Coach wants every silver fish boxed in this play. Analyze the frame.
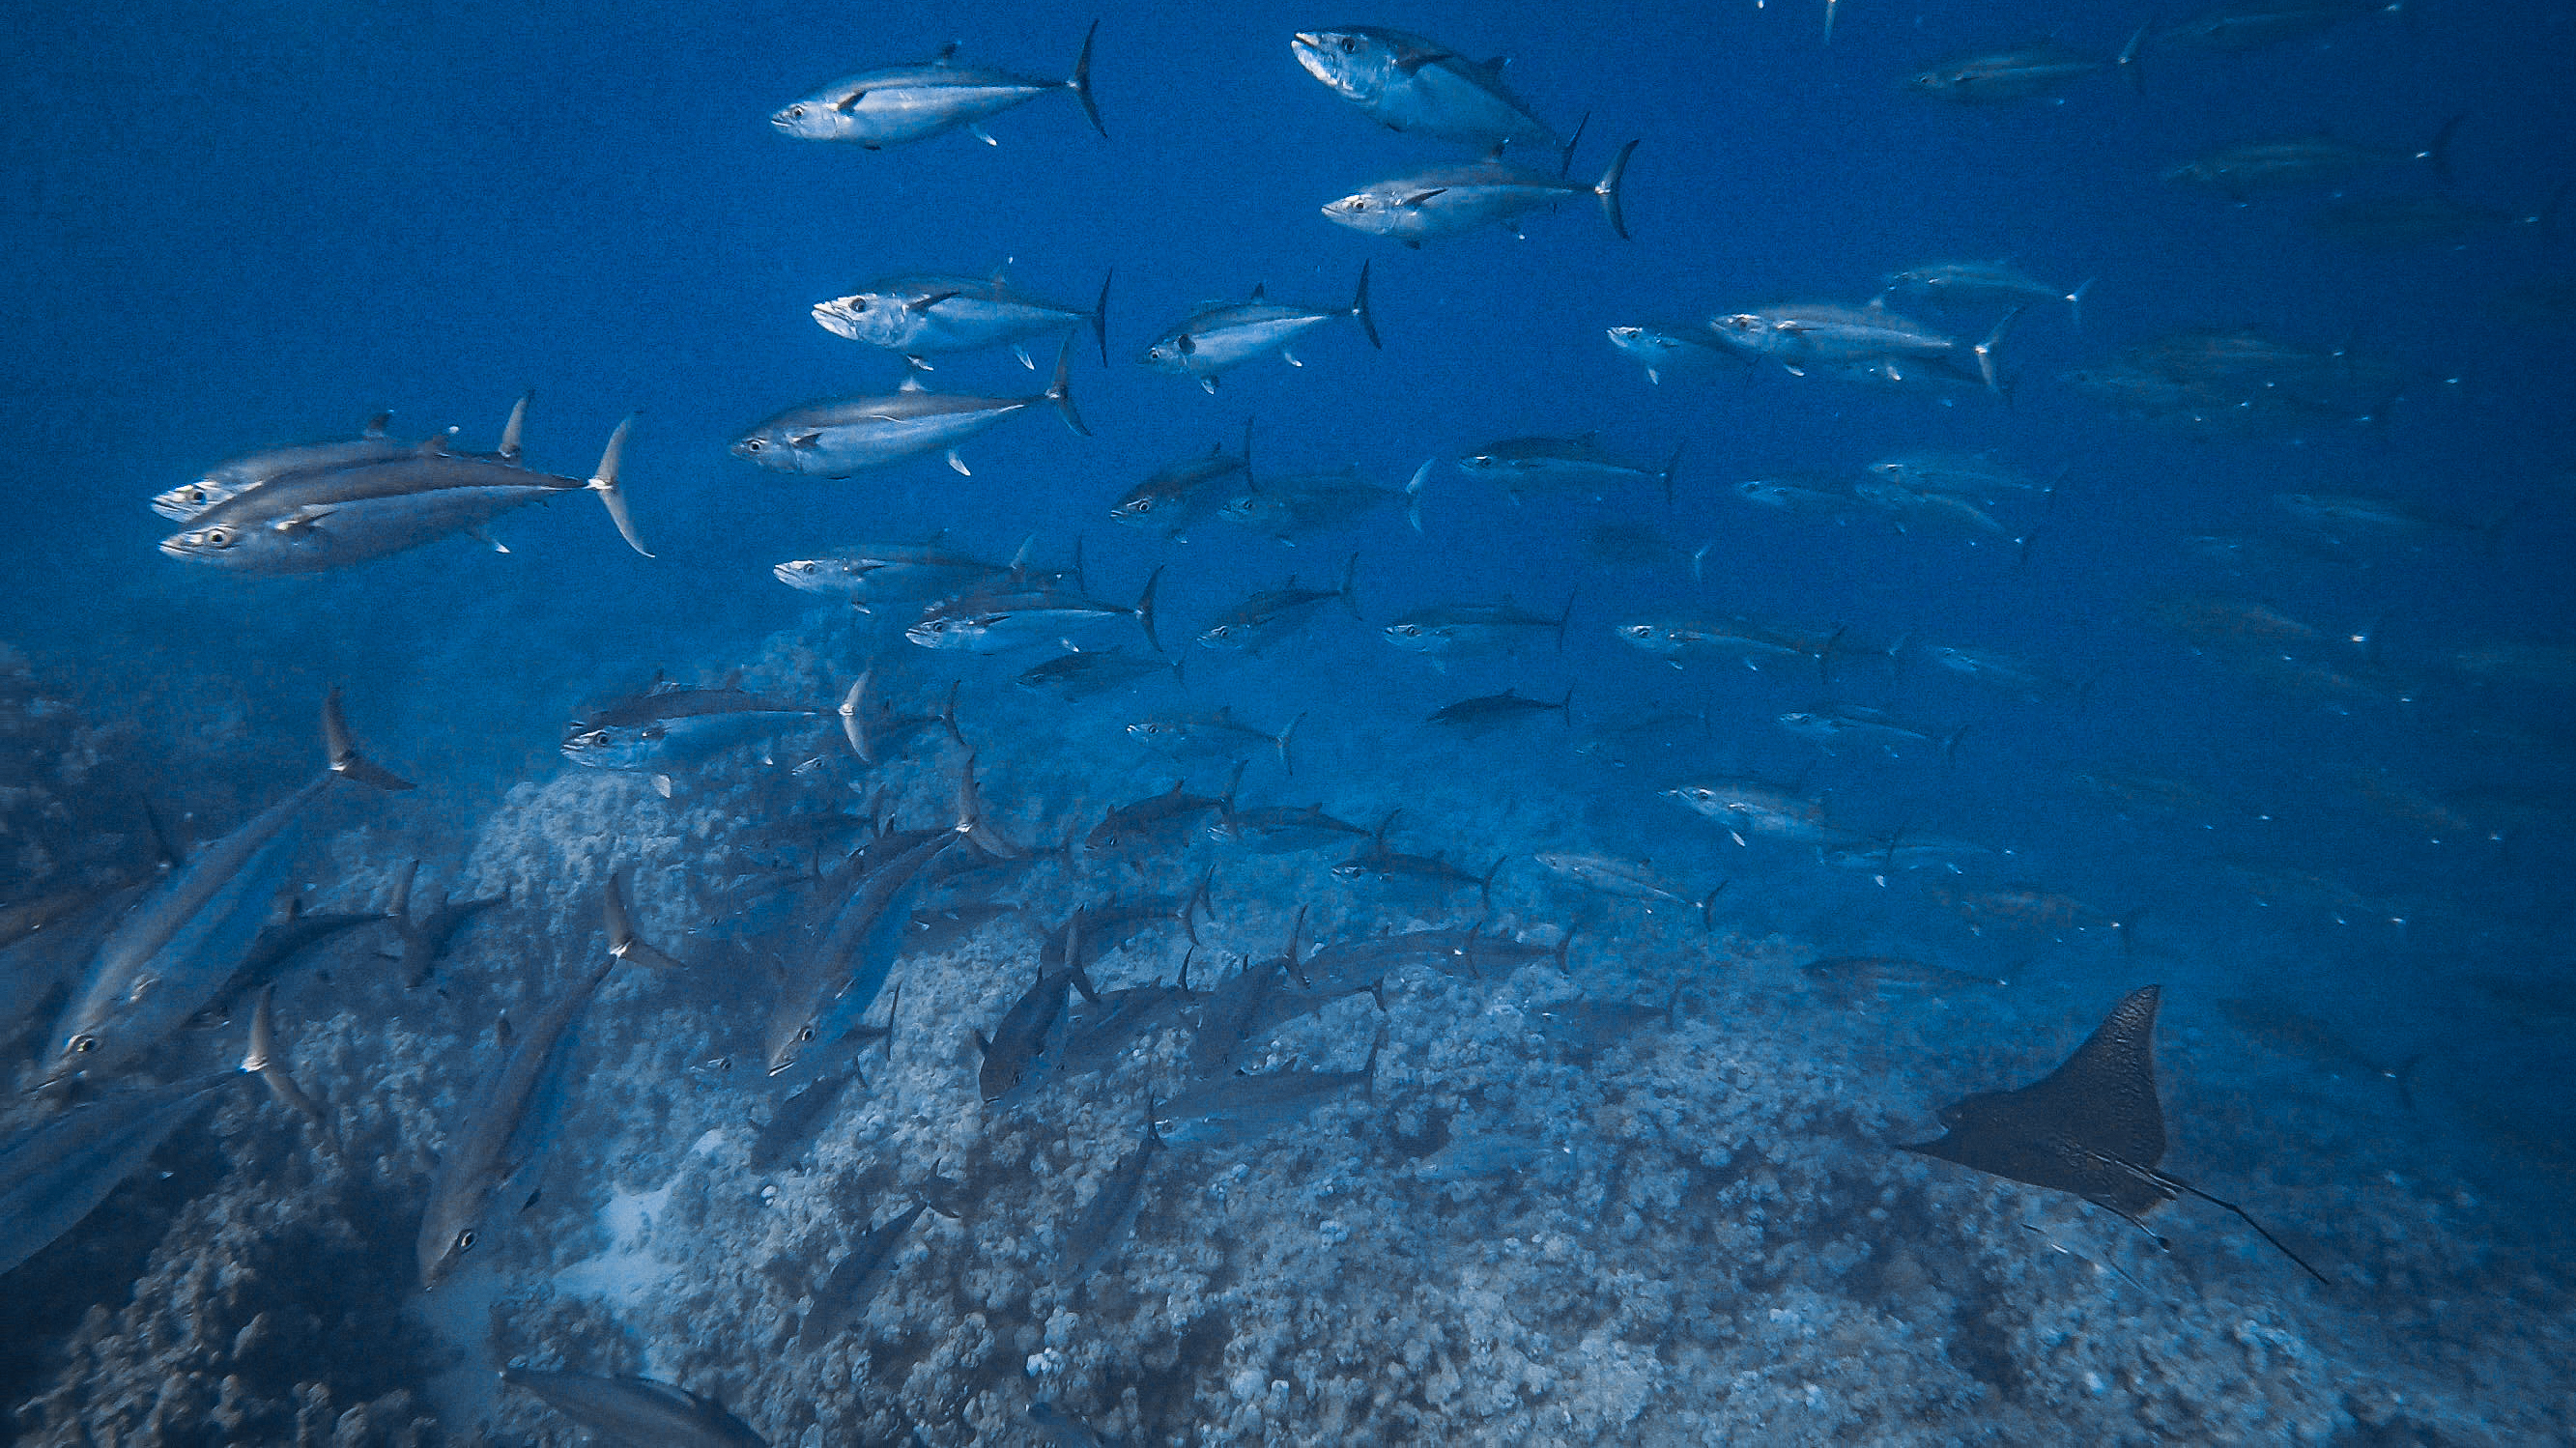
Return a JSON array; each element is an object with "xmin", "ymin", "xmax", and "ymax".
[
  {"xmin": 762, "ymin": 818, "xmax": 959, "ymax": 1077},
  {"xmin": 160, "ymin": 416, "xmax": 648, "ymax": 569},
  {"xmin": 1194, "ymin": 554, "xmax": 1361, "ymax": 653},
  {"xmin": 1111, "ymin": 420, "xmax": 1249, "ymax": 538},
  {"xmin": 906, "ymin": 567, "xmax": 1160, "ymax": 653},
  {"xmin": 151, "ymin": 409, "xmax": 405, "ymax": 521},
  {"xmin": 1127, "ymin": 707, "xmax": 1302, "ymax": 773},
  {"xmin": 1383, "ymin": 594, "xmax": 1573, "ymax": 662},
  {"xmin": 770, "ymin": 23, "xmax": 1102, "ymax": 148},
  {"xmin": 559, "ymin": 679, "xmax": 825, "ymax": 796},
  {"xmin": 813, "ymin": 268, "xmax": 1110, "ymax": 368},
  {"xmin": 1457, "ymin": 432, "xmax": 1679, "ymax": 502},
  {"xmin": 500, "ymin": 1368, "xmax": 768, "ymax": 1448},
  {"xmin": 1901, "ymin": 28, "xmax": 2145, "ymax": 103},
  {"xmin": 45, "ymin": 690, "xmax": 411, "ymax": 1086},
  {"xmin": 1140, "ymin": 264, "xmax": 1380, "ymax": 393},
  {"xmin": 0, "ymin": 1069, "xmax": 235, "ymax": 1279},
  {"xmin": 2164, "ymin": 119, "xmax": 2458, "ymax": 201},
  {"xmin": 1219, "ymin": 464, "xmax": 1418, "ymax": 541},
  {"xmin": 731, "ymin": 343, "xmax": 1086, "ymax": 478},
  {"xmin": 1323, "ymin": 141, "xmax": 1636, "ymax": 245},
  {"xmin": 1291, "ymin": 28, "xmax": 1565, "ymax": 156},
  {"xmin": 1532, "ymin": 851, "xmax": 1721, "ymax": 928},
  {"xmin": 1052, "ymin": 1116, "xmax": 1165, "ymax": 1288},
  {"xmin": 2159, "ymin": 1, "xmax": 2405, "ymax": 53},
  {"xmin": 1711, "ymin": 301, "xmax": 2018, "ymax": 394},
  {"xmin": 797, "ymin": 1200, "xmax": 930, "ymax": 1349},
  {"xmin": 1878, "ymin": 263, "xmax": 2093, "ymax": 328},
  {"xmin": 1661, "ymin": 778, "xmax": 1851, "ymax": 847},
  {"xmin": 1154, "ymin": 1048, "xmax": 1375, "ymax": 1150},
  {"xmin": 1607, "ymin": 324, "xmax": 1740, "ymax": 385}
]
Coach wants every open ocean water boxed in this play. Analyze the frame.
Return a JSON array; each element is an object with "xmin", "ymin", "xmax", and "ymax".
[{"xmin": 3, "ymin": 0, "xmax": 2573, "ymax": 1442}]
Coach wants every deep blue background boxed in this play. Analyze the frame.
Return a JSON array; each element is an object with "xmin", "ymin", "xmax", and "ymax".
[{"xmin": 4, "ymin": 0, "xmax": 2571, "ymax": 1209}]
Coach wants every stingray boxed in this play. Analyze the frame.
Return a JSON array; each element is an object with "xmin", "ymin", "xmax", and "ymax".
[{"xmin": 1903, "ymin": 984, "xmax": 2329, "ymax": 1284}]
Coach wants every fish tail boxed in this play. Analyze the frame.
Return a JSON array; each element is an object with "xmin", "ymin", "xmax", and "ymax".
[
  {"xmin": 2116, "ymin": 17, "xmax": 2151, "ymax": 93},
  {"xmin": 1557, "ymin": 684, "xmax": 1573, "ymax": 725},
  {"xmin": 583, "ymin": 413, "xmax": 654, "ymax": 558},
  {"xmin": 1134, "ymin": 564, "xmax": 1164, "ymax": 653},
  {"xmin": 497, "ymin": 389, "xmax": 531, "ymax": 464},
  {"xmin": 386, "ymin": 858, "xmax": 419, "ymax": 925},
  {"xmin": 604, "ymin": 868, "xmax": 689, "ymax": 971},
  {"xmin": 2423, "ymin": 113, "xmax": 2463, "ymax": 188},
  {"xmin": 1068, "ymin": 18, "xmax": 1105, "ymax": 137},
  {"xmin": 1191, "ymin": 869, "xmax": 1220, "ymax": 946},
  {"xmin": 1088, "ymin": 267, "xmax": 1113, "ymax": 367},
  {"xmin": 1554, "ymin": 588, "xmax": 1576, "ymax": 651},
  {"xmin": 1404, "ymin": 459, "xmax": 1433, "ymax": 533},
  {"xmin": 1336, "ymin": 550, "xmax": 1362, "ymax": 620},
  {"xmin": 1657, "ymin": 436, "xmax": 1682, "ymax": 503},
  {"xmin": 2066, "ymin": 277, "xmax": 2095, "ymax": 332},
  {"xmin": 1274, "ymin": 713, "xmax": 1302, "ymax": 777},
  {"xmin": 245, "ymin": 984, "xmax": 339, "ymax": 1158},
  {"xmin": 1351, "ymin": 260, "xmax": 1382, "ymax": 349},
  {"xmin": 1597, "ymin": 139, "xmax": 1639, "ymax": 241},
  {"xmin": 1698, "ymin": 881, "xmax": 1727, "ymax": 933},
  {"xmin": 323, "ymin": 686, "xmax": 416, "ymax": 792},
  {"xmin": 1477, "ymin": 854, "xmax": 1504, "ymax": 911},
  {"xmin": 1973, "ymin": 305, "xmax": 2024, "ymax": 395},
  {"xmin": 838, "ymin": 671, "xmax": 875, "ymax": 764},
  {"xmin": 1046, "ymin": 338, "xmax": 1090, "ymax": 436}
]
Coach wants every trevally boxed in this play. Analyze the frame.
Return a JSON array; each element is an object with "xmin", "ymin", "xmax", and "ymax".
[
  {"xmin": 770, "ymin": 23, "xmax": 1103, "ymax": 148},
  {"xmin": 1323, "ymin": 140, "xmax": 1636, "ymax": 245},
  {"xmin": 1139, "ymin": 264, "xmax": 1380, "ymax": 393},
  {"xmin": 813, "ymin": 267, "xmax": 1111, "ymax": 368},
  {"xmin": 1291, "ymin": 28, "xmax": 1565, "ymax": 157},
  {"xmin": 731, "ymin": 342, "xmax": 1086, "ymax": 478}
]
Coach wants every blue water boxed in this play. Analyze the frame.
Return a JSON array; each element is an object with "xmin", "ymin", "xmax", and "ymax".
[{"xmin": 4, "ymin": 0, "xmax": 2573, "ymax": 1442}]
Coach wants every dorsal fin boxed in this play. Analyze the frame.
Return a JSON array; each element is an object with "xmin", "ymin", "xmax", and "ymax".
[{"xmin": 1249, "ymin": 282, "xmax": 1267, "ymax": 301}]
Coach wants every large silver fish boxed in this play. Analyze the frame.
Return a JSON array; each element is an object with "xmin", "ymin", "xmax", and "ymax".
[
  {"xmin": 1606, "ymin": 324, "xmax": 1740, "ymax": 385},
  {"xmin": 1291, "ymin": 28, "xmax": 1564, "ymax": 156},
  {"xmin": 1139, "ymin": 264, "xmax": 1379, "ymax": 393},
  {"xmin": 158, "ymin": 414, "xmax": 649, "ymax": 570},
  {"xmin": 2164, "ymin": 119, "xmax": 2457, "ymax": 201},
  {"xmin": 559, "ymin": 679, "xmax": 825, "ymax": 797},
  {"xmin": 1901, "ymin": 27, "xmax": 2145, "ymax": 103},
  {"xmin": 1323, "ymin": 140, "xmax": 1635, "ymax": 245},
  {"xmin": 1111, "ymin": 421, "xmax": 1250, "ymax": 538},
  {"xmin": 417, "ymin": 871, "xmax": 683, "ymax": 1291},
  {"xmin": 1456, "ymin": 433, "xmax": 1679, "ymax": 502},
  {"xmin": 770, "ymin": 23, "xmax": 1102, "ymax": 148},
  {"xmin": 500, "ymin": 1368, "xmax": 768, "ymax": 1448},
  {"xmin": 731, "ymin": 343, "xmax": 1086, "ymax": 478},
  {"xmin": 906, "ymin": 567, "xmax": 1159, "ymax": 653},
  {"xmin": 0, "ymin": 1070, "xmax": 235, "ymax": 1279},
  {"xmin": 760, "ymin": 827, "xmax": 957, "ymax": 1078},
  {"xmin": 814, "ymin": 268, "xmax": 1111, "ymax": 368},
  {"xmin": 44, "ymin": 690, "xmax": 411, "ymax": 1087},
  {"xmin": 150, "ymin": 410, "xmax": 406, "ymax": 522},
  {"xmin": 1711, "ymin": 301, "xmax": 2018, "ymax": 394}
]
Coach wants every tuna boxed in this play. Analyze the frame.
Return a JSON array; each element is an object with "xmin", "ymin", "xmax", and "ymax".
[{"xmin": 770, "ymin": 22, "xmax": 1102, "ymax": 148}]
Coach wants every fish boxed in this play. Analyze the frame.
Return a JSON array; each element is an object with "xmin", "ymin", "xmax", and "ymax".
[
  {"xmin": 797, "ymin": 1200, "xmax": 930, "ymax": 1349},
  {"xmin": 1219, "ymin": 464, "xmax": 1419, "ymax": 542},
  {"xmin": 45, "ymin": 689, "xmax": 412, "ymax": 1087},
  {"xmin": 2164, "ymin": 119, "xmax": 2459, "ymax": 201},
  {"xmin": 1606, "ymin": 323, "xmax": 1742, "ymax": 385},
  {"xmin": 160, "ymin": 414, "xmax": 651, "ymax": 569},
  {"xmin": 1614, "ymin": 614, "xmax": 1848, "ymax": 677},
  {"xmin": 1059, "ymin": 963, "xmax": 1206, "ymax": 1077},
  {"xmin": 1933, "ymin": 884, "xmax": 2135, "ymax": 943},
  {"xmin": 560, "ymin": 679, "xmax": 825, "ymax": 797},
  {"xmin": 1298, "ymin": 923, "xmax": 1564, "ymax": 991},
  {"xmin": 1817, "ymin": 833, "xmax": 2003, "ymax": 877},
  {"xmin": 974, "ymin": 959, "xmax": 1100, "ymax": 1108},
  {"xmin": 1186, "ymin": 923, "xmax": 1296, "ymax": 1080},
  {"xmin": 813, "ymin": 267, "xmax": 1112, "ymax": 368},
  {"xmin": 1426, "ymin": 686, "xmax": 1572, "ymax": 733},
  {"xmin": 190, "ymin": 891, "xmax": 389, "ymax": 1027},
  {"xmin": 2305, "ymin": 192, "xmax": 2551, "ymax": 250},
  {"xmin": 1053, "ymin": 1116, "xmax": 1166, "ymax": 1289},
  {"xmin": 906, "ymin": 567, "xmax": 1160, "ymax": 654},
  {"xmin": 1016, "ymin": 645, "xmax": 1180, "ymax": 701},
  {"xmin": 2216, "ymin": 998, "xmax": 2420, "ymax": 1105},
  {"xmin": 1028, "ymin": 1401, "xmax": 1119, "ymax": 1448},
  {"xmin": 1852, "ymin": 476, "xmax": 2019, "ymax": 544},
  {"xmin": 730, "ymin": 341, "xmax": 1087, "ymax": 478},
  {"xmin": 1127, "ymin": 707, "xmax": 1302, "ymax": 773},
  {"xmin": 1205, "ymin": 800, "xmax": 1373, "ymax": 854},
  {"xmin": 1, "ymin": 885, "xmax": 144, "ymax": 1044},
  {"xmin": 1878, "ymin": 264, "xmax": 2094, "ymax": 328},
  {"xmin": 761, "ymin": 809, "xmax": 963, "ymax": 1078},
  {"xmin": 2062, "ymin": 327, "xmax": 2403, "ymax": 436},
  {"xmin": 1581, "ymin": 521, "xmax": 1709, "ymax": 579},
  {"xmin": 0, "ymin": 1069, "xmax": 235, "ymax": 1280},
  {"xmin": 1383, "ymin": 594, "xmax": 1574, "ymax": 663},
  {"xmin": 1139, "ymin": 264, "xmax": 1381, "ymax": 393},
  {"xmin": 1661, "ymin": 779, "xmax": 1851, "ymax": 847},
  {"xmin": 746, "ymin": 1065, "xmax": 860, "ymax": 1175},
  {"xmin": 1330, "ymin": 810, "xmax": 1503, "ymax": 909},
  {"xmin": 1414, "ymin": 1129, "xmax": 1553, "ymax": 1182},
  {"xmin": 1322, "ymin": 139, "xmax": 1637, "ymax": 245},
  {"xmin": 1799, "ymin": 954, "xmax": 2008, "ymax": 1004},
  {"xmin": 2157, "ymin": 1, "xmax": 2405, "ymax": 53},
  {"xmin": 150, "ymin": 409, "xmax": 409, "ymax": 521},
  {"xmin": 1901, "ymin": 28, "xmax": 2146, "ymax": 103},
  {"xmin": 1082, "ymin": 766, "xmax": 1241, "ymax": 862},
  {"xmin": 417, "ymin": 871, "xmax": 685, "ymax": 1290},
  {"xmin": 1776, "ymin": 705, "xmax": 1961, "ymax": 759},
  {"xmin": 769, "ymin": 22, "xmax": 1102, "ymax": 148},
  {"xmin": 1194, "ymin": 554, "xmax": 1363, "ymax": 653},
  {"xmin": 1532, "ymin": 852, "xmax": 1720, "ymax": 928},
  {"xmin": 1110, "ymin": 421, "xmax": 1250, "ymax": 538},
  {"xmin": 499, "ymin": 1368, "xmax": 768, "ymax": 1448},
  {"xmin": 1155, "ymin": 1044, "xmax": 1377, "ymax": 1150},
  {"xmin": 385, "ymin": 860, "xmax": 506, "ymax": 989},
  {"xmin": 836, "ymin": 672, "xmax": 966, "ymax": 767},
  {"xmin": 1290, "ymin": 27, "xmax": 1566, "ymax": 156},
  {"xmin": 1711, "ymin": 301, "xmax": 2018, "ymax": 395},
  {"xmin": 1042, "ymin": 881, "xmax": 1213, "ymax": 974},
  {"xmin": 1456, "ymin": 434, "xmax": 1680, "ymax": 502},
  {"xmin": 1868, "ymin": 452, "xmax": 2053, "ymax": 504},
  {"xmin": 772, "ymin": 537, "xmax": 1021, "ymax": 607},
  {"xmin": 1733, "ymin": 471, "xmax": 1861, "ymax": 519},
  {"xmin": 908, "ymin": 903, "xmax": 1020, "ymax": 955}
]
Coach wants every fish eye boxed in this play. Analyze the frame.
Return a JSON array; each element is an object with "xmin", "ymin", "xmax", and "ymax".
[
  {"xmin": 207, "ymin": 527, "xmax": 232, "ymax": 545},
  {"xmin": 1337, "ymin": 36, "xmax": 1358, "ymax": 51},
  {"xmin": 797, "ymin": 561, "xmax": 816, "ymax": 574},
  {"xmin": 743, "ymin": 439, "xmax": 764, "ymax": 452},
  {"xmin": 71, "ymin": 1034, "xmax": 96, "ymax": 1054},
  {"xmin": 455, "ymin": 1230, "xmax": 476, "ymax": 1253},
  {"xmin": 798, "ymin": 1025, "xmax": 815, "ymax": 1042},
  {"xmin": 787, "ymin": 104, "xmax": 806, "ymax": 119}
]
